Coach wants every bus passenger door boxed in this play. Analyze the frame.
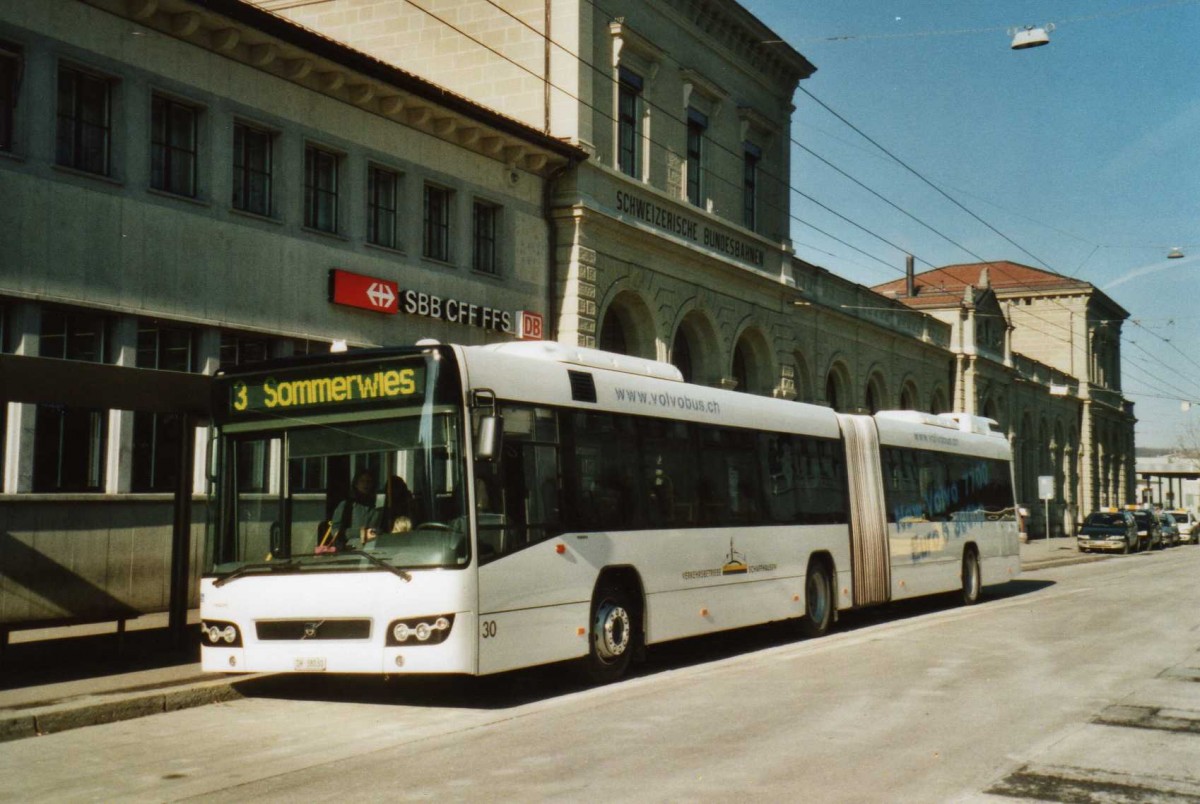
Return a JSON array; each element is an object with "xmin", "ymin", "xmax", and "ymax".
[{"xmin": 837, "ymin": 415, "xmax": 891, "ymax": 606}]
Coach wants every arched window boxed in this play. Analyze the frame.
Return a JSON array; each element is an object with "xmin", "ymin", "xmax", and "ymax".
[
  {"xmin": 825, "ymin": 373, "xmax": 841, "ymax": 412},
  {"xmin": 731, "ymin": 340, "xmax": 749, "ymax": 392},
  {"xmin": 671, "ymin": 327, "xmax": 693, "ymax": 383},
  {"xmin": 599, "ymin": 308, "xmax": 628, "ymax": 355}
]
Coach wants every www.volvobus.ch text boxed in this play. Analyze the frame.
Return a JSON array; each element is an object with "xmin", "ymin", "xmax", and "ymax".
[{"xmin": 613, "ymin": 387, "xmax": 721, "ymax": 416}]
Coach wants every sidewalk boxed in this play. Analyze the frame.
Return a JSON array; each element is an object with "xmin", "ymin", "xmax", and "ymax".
[
  {"xmin": 0, "ymin": 537, "xmax": 1099, "ymax": 743},
  {"xmin": 0, "ymin": 612, "xmax": 263, "ymax": 743},
  {"xmin": 1019, "ymin": 534, "xmax": 1100, "ymax": 570}
]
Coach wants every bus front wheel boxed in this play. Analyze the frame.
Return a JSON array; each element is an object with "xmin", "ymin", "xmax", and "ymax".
[
  {"xmin": 582, "ymin": 585, "xmax": 637, "ymax": 684},
  {"xmin": 799, "ymin": 560, "xmax": 833, "ymax": 638}
]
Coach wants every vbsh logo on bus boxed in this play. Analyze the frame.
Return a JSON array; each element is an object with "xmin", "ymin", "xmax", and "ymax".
[{"xmin": 230, "ymin": 364, "xmax": 423, "ymax": 414}]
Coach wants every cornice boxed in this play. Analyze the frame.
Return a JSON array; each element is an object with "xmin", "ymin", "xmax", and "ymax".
[{"xmin": 80, "ymin": 0, "xmax": 586, "ymax": 177}]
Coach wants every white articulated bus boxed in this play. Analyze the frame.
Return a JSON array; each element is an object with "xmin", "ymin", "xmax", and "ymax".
[{"xmin": 201, "ymin": 341, "xmax": 1019, "ymax": 681}]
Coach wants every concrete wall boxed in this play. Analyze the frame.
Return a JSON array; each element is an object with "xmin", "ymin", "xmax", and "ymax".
[{"xmin": 0, "ymin": 497, "xmax": 206, "ymax": 626}]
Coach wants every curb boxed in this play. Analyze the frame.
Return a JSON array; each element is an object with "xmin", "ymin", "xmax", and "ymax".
[
  {"xmin": 1021, "ymin": 552, "xmax": 1111, "ymax": 571},
  {"xmin": 0, "ymin": 676, "xmax": 258, "ymax": 743}
]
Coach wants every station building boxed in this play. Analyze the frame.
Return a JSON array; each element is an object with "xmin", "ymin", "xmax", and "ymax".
[{"xmin": 0, "ymin": 0, "xmax": 581, "ymax": 631}]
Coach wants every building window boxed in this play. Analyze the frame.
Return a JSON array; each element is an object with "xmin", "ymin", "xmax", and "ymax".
[
  {"xmin": 133, "ymin": 322, "xmax": 195, "ymax": 493},
  {"xmin": 0, "ymin": 44, "xmax": 20, "ymax": 153},
  {"xmin": 232, "ymin": 122, "xmax": 272, "ymax": 216},
  {"xmin": 472, "ymin": 201, "xmax": 498, "ymax": 275},
  {"xmin": 286, "ymin": 338, "xmax": 326, "ymax": 357},
  {"xmin": 219, "ymin": 333, "xmax": 270, "ymax": 368},
  {"xmin": 686, "ymin": 108, "xmax": 707, "ymax": 206},
  {"xmin": 743, "ymin": 142, "xmax": 761, "ymax": 231},
  {"xmin": 367, "ymin": 165, "xmax": 399, "ymax": 249},
  {"xmin": 304, "ymin": 144, "xmax": 339, "ymax": 233},
  {"xmin": 151, "ymin": 95, "xmax": 198, "ymax": 197},
  {"xmin": 136, "ymin": 321, "xmax": 194, "ymax": 373},
  {"xmin": 35, "ymin": 308, "xmax": 109, "ymax": 492},
  {"xmin": 39, "ymin": 307, "xmax": 106, "ymax": 362},
  {"xmin": 617, "ymin": 67, "xmax": 643, "ymax": 178},
  {"xmin": 56, "ymin": 65, "xmax": 111, "ymax": 176},
  {"xmin": 423, "ymin": 184, "xmax": 451, "ymax": 262}
]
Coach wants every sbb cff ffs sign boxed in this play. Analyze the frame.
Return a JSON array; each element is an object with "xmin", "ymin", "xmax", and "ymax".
[{"xmin": 329, "ymin": 269, "xmax": 398, "ymax": 314}]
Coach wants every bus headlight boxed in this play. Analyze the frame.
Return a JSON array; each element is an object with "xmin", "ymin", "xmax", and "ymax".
[
  {"xmin": 386, "ymin": 614, "xmax": 455, "ymax": 646},
  {"xmin": 201, "ymin": 620, "xmax": 243, "ymax": 648}
]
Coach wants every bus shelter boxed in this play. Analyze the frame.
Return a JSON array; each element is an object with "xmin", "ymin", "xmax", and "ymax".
[{"xmin": 0, "ymin": 354, "xmax": 210, "ymax": 647}]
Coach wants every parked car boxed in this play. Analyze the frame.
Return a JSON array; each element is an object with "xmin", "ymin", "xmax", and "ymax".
[
  {"xmin": 1166, "ymin": 509, "xmax": 1197, "ymax": 544},
  {"xmin": 1077, "ymin": 510, "xmax": 1138, "ymax": 554},
  {"xmin": 1157, "ymin": 512, "xmax": 1180, "ymax": 548},
  {"xmin": 1128, "ymin": 508, "xmax": 1161, "ymax": 551}
]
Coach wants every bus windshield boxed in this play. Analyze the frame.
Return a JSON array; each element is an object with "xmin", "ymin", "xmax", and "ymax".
[{"xmin": 207, "ymin": 356, "xmax": 468, "ymax": 577}]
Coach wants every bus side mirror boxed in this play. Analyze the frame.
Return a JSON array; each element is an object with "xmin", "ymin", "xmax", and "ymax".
[{"xmin": 476, "ymin": 414, "xmax": 503, "ymax": 462}]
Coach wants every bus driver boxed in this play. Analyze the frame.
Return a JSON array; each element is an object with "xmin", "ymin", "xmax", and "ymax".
[{"xmin": 328, "ymin": 470, "xmax": 382, "ymax": 549}]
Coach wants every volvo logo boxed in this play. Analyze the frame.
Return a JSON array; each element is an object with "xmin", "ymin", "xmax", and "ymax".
[{"xmin": 303, "ymin": 622, "xmax": 320, "ymax": 639}]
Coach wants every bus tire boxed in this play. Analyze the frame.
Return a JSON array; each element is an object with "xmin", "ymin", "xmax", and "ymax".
[
  {"xmin": 799, "ymin": 560, "xmax": 834, "ymax": 638},
  {"xmin": 961, "ymin": 548, "xmax": 982, "ymax": 605},
  {"xmin": 581, "ymin": 584, "xmax": 637, "ymax": 684}
]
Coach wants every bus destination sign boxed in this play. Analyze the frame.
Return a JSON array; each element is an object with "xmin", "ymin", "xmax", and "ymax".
[{"xmin": 229, "ymin": 362, "xmax": 425, "ymax": 416}]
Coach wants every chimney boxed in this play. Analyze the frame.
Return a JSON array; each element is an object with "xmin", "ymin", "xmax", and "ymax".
[{"xmin": 905, "ymin": 254, "xmax": 915, "ymax": 297}]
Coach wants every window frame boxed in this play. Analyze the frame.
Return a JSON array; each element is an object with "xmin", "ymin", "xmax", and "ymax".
[
  {"xmin": 303, "ymin": 143, "xmax": 340, "ymax": 233},
  {"xmin": 423, "ymin": 183, "xmax": 452, "ymax": 262},
  {"xmin": 685, "ymin": 108, "xmax": 707, "ymax": 207},
  {"xmin": 472, "ymin": 199, "xmax": 499, "ymax": 275},
  {"xmin": 33, "ymin": 307, "xmax": 111, "ymax": 493},
  {"xmin": 231, "ymin": 120, "xmax": 273, "ymax": 217},
  {"xmin": 219, "ymin": 332, "xmax": 271, "ymax": 368},
  {"xmin": 56, "ymin": 63, "xmax": 113, "ymax": 176},
  {"xmin": 617, "ymin": 67, "xmax": 643, "ymax": 179},
  {"xmin": 150, "ymin": 93, "xmax": 199, "ymax": 198},
  {"xmin": 367, "ymin": 163, "xmax": 400, "ymax": 249},
  {"xmin": 743, "ymin": 141, "xmax": 761, "ymax": 231},
  {"xmin": 0, "ymin": 42, "xmax": 21, "ymax": 154}
]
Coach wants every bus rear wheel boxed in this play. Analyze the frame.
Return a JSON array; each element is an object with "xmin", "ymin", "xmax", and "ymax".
[
  {"xmin": 961, "ymin": 548, "xmax": 982, "ymax": 605},
  {"xmin": 581, "ymin": 585, "xmax": 637, "ymax": 684},
  {"xmin": 799, "ymin": 560, "xmax": 834, "ymax": 638}
]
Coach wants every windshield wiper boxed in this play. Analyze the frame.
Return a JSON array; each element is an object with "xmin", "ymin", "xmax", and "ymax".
[
  {"xmin": 213, "ymin": 550, "xmax": 411, "ymax": 587},
  {"xmin": 213, "ymin": 558, "xmax": 299, "ymax": 588},
  {"xmin": 343, "ymin": 549, "xmax": 412, "ymax": 582}
]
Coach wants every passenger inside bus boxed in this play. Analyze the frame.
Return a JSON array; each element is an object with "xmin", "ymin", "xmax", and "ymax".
[{"xmin": 382, "ymin": 474, "xmax": 414, "ymax": 533}]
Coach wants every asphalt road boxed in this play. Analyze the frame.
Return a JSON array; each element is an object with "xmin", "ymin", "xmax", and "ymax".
[{"xmin": 3, "ymin": 547, "xmax": 1199, "ymax": 802}]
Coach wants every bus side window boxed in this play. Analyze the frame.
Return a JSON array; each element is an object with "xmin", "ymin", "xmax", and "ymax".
[{"xmin": 495, "ymin": 405, "xmax": 561, "ymax": 554}]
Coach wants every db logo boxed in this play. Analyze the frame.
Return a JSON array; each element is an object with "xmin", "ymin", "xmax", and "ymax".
[{"xmin": 519, "ymin": 311, "xmax": 544, "ymax": 340}]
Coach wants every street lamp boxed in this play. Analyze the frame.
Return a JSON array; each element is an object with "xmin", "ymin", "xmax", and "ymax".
[
  {"xmin": 1009, "ymin": 23, "xmax": 1054, "ymax": 50},
  {"xmin": 1168, "ymin": 247, "xmax": 1184, "ymax": 259}
]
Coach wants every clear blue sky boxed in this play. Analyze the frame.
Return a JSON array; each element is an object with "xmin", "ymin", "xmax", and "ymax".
[{"xmin": 738, "ymin": 0, "xmax": 1200, "ymax": 449}]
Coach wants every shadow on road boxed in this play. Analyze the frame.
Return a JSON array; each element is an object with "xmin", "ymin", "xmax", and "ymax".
[{"xmin": 235, "ymin": 577, "xmax": 1056, "ymax": 710}]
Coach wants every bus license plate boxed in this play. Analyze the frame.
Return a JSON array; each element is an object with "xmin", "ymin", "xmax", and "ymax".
[{"xmin": 293, "ymin": 657, "xmax": 327, "ymax": 671}]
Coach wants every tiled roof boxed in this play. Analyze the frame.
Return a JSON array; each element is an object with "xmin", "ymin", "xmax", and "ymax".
[{"xmin": 871, "ymin": 261, "xmax": 1098, "ymax": 308}]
